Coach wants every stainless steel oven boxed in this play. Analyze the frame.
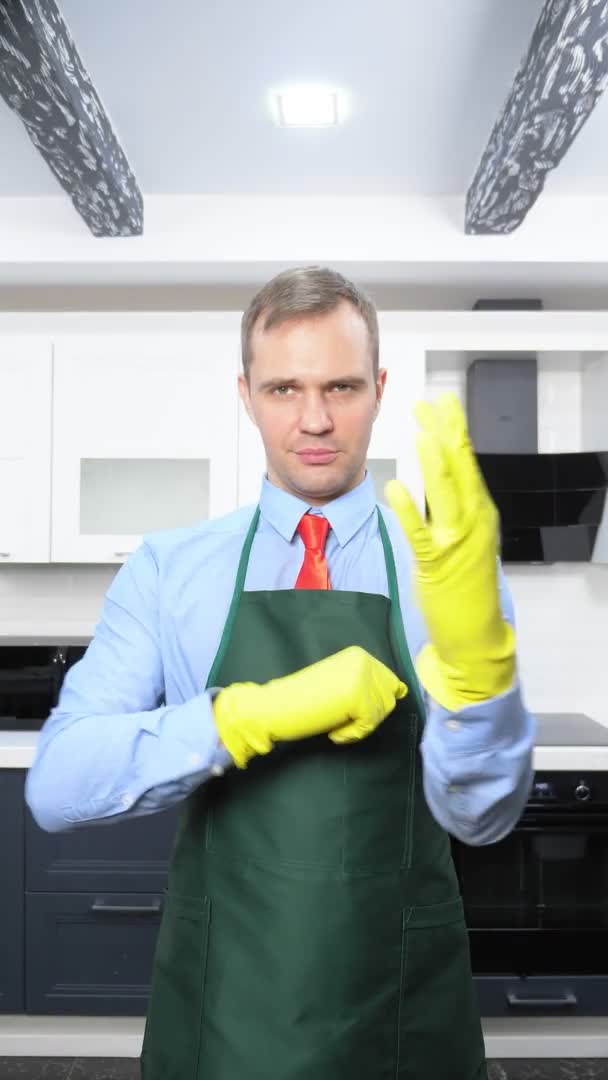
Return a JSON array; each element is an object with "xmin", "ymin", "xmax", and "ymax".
[{"xmin": 451, "ymin": 714, "xmax": 608, "ymax": 1017}]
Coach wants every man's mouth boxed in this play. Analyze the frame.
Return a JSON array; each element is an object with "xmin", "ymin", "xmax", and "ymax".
[{"xmin": 295, "ymin": 449, "xmax": 339, "ymax": 465}]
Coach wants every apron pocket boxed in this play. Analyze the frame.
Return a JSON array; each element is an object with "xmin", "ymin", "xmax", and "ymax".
[
  {"xmin": 140, "ymin": 892, "xmax": 210, "ymax": 1080},
  {"xmin": 397, "ymin": 897, "xmax": 486, "ymax": 1080}
]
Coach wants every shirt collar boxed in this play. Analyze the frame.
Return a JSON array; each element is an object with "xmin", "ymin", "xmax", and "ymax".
[{"xmin": 259, "ymin": 471, "xmax": 377, "ymax": 548}]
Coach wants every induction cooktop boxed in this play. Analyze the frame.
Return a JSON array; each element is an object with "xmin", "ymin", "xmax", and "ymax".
[{"xmin": 534, "ymin": 712, "xmax": 608, "ymax": 746}]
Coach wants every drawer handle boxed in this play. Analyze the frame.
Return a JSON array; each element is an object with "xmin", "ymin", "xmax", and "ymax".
[
  {"xmin": 90, "ymin": 899, "xmax": 162, "ymax": 915},
  {"xmin": 506, "ymin": 990, "xmax": 577, "ymax": 1010}
]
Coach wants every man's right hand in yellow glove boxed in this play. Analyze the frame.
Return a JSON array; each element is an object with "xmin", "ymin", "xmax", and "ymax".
[{"xmin": 213, "ymin": 645, "xmax": 407, "ymax": 769}]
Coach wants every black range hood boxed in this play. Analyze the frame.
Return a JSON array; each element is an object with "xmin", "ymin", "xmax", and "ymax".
[
  {"xmin": 465, "ymin": 331, "xmax": 608, "ymax": 564},
  {"xmin": 476, "ymin": 451, "xmax": 608, "ymax": 563}
]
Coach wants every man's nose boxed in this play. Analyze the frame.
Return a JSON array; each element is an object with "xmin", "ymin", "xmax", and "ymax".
[{"xmin": 298, "ymin": 394, "xmax": 334, "ymax": 434}]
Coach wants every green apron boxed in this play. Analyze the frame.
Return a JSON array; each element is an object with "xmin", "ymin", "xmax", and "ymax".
[{"xmin": 141, "ymin": 507, "xmax": 487, "ymax": 1080}]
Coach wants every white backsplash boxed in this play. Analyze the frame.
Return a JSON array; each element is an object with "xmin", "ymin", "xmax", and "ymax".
[
  {"xmin": 505, "ymin": 564, "xmax": 608, "ymax": 727},
  {"xmin": 0, "ymin": 564, "xmax": 117, "ymax": 639},
  {"xmin": 1, "ymin": 561, "xmax": 607, "ymax": 727}
]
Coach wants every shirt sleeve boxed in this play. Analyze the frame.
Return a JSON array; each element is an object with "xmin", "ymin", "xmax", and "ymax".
[
  {"xmin": 25, "ymin": 542, "xmax": 232, "ymax": 833},
  {"xmin": 419, "ymin": 561, "xmax": 536, "ymax": 846}
]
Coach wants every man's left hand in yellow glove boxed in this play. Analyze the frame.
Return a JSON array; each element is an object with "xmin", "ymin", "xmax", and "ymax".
[{"xmin": 385, "ymin": 393, "xmax": 515, "ymax": 713}]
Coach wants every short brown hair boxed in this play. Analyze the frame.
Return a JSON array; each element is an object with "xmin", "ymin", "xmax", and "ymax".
[{"xmin": 241, "ymin": 265, "xmax": 379, "ymax": 381}]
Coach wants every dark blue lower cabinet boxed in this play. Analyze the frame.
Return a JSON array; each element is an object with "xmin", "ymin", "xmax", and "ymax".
[
  {"xmin": 25, "ymin": 891, "xmax": 164, "ymax": 1015},
  {"xmin": 0, "ymin": 771, "xmax": 24, "ymax": 1012},
  {"xmin": 25, "ymin": 804, "xmax": 179, "ymax": 893}
]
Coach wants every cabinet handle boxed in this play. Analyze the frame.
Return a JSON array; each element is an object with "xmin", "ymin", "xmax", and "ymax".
[
  {"xmin": 506, "ymin": 990, "xmax": 577, "ymax": 1010},
  {"xmin": 90, "ymin": 899, "xmax": 162, "ymax": 915},
  {"xmin": 0, "ymin": 552, "xmax": 11, "ymax": 558},
  {"xmin": 113, "ymin": 551, "xmax": 134, "ymax": 558}
]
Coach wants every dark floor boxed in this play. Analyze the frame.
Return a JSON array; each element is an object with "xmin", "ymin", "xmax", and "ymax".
[{"xmin": 2, "ymin": 1061, "xmax": 608, "ymax": 1080}]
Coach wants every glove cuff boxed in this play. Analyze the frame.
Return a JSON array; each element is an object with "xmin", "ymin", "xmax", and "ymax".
[
  {"xmin": 213, "ymin": 684, "xmax": 273, "ymax": 770},
  {"xmin": 415, "ymin": 623, "xmax": 516, "ymax": 711}
]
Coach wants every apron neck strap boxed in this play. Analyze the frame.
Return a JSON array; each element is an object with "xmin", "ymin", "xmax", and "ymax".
[
  {"xmin": 377, "ymin": 508, "xmax": 426, "ymax": 718},
  {"xmin": 207, "ymin": 506, "xmax": 260, "ymax": 687}
]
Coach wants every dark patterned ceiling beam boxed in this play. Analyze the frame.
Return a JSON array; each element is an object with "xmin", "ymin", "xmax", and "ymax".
[
  {"xmin": 0, "ymin": 0, "xmax": 143, "ymax": 237},
  {"xmin": 465, "ymin": 0, "xmax": 608, "ymax": 235}
]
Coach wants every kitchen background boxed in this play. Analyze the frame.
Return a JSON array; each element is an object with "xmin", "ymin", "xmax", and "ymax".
[
  {"xmin": 2, "ymin": 0, "xmax": 608, "ymax": 1077},
  {"xmin": 1, "ymin": 311, "xmax": 606, "ymax": 727}
]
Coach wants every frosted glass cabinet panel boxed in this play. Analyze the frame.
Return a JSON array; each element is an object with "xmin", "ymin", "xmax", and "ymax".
[
  {"xmin": 51, "ymin": 328, "xmax": 240, "ymax": 562},
  {"xmin": 0, "ymin": 339, "xmax": 52, "ymax": 562},
  {"xmin": 79, "ymin": 459, "xmax": 210, "ymax": 536}
]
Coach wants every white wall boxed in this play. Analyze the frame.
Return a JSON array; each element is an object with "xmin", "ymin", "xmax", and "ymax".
[
  {"xmin": 4, "ymin": 193, "xmax": 608, "ymax": 276},
  {"xmin": 507, "ymin": 564, "xmax": 608, "ymax": 727},
  {"xmin": 0, "ymin": 564, "xmax": 116, "ymax": 640},
  {"xmin": 581, "ymin": 352, "xmax": 608, "ymax": 565},
  {"xmin": 536, "ymin": 352, "xmax": 582, "ymax": 452},
  {"xmin": 581, "ymin": 352, "xmax": 608, "ymax": 451}
]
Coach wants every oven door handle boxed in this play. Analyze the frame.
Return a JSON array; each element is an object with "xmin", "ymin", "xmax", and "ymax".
[{"xmin": 507, "ymin": 990, "xmax": 577, "ymax": 1010}]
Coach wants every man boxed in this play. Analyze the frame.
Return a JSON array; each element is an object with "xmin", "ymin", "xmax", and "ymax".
[{"xmin": 26, "ymin": 266, "xmax": 534, "ymax": 1080}]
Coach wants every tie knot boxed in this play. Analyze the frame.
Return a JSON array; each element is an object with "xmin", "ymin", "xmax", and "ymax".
[{"xmin": 297, "ymin": 512, "xmax": 330, "ymax": 552}]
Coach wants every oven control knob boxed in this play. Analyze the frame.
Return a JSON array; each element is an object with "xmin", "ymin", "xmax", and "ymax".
[{"xmin": 574, "ymin": 781, "xmax": 591, "ymax": 802}]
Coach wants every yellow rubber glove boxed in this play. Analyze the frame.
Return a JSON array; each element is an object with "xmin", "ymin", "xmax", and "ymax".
[
  {"xmin": 385, "ymin": 393, "xmax": 515, "ymax": 712},
  {"xmin": 213, "ymin": 645, "xmax": 407, "ymax": 768}
]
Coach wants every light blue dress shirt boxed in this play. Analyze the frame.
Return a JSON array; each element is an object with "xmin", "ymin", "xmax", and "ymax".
[{"xmin": 26, "ymin": 473, "xmax": 535, "ymax": 845}]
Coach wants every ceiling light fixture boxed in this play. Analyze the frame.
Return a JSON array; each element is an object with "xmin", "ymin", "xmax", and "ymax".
[{"xmin": 273, "ymin": 84, "xmax": 344, "ymax": 127}]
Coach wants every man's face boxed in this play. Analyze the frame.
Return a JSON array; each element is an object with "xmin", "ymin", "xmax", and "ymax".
[{"xmin": 238, "ymin": 300, "xmax": 387, "ymax": 505}]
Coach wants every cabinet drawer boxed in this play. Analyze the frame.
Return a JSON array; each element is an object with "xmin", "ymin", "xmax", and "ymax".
[
  {"xmin": 25, "ymin": 891, "xmax": 163, "ymax": 1015},
  {"xmin": 26, "ymin": 805, "xmax": 179, "ymax": 892}
]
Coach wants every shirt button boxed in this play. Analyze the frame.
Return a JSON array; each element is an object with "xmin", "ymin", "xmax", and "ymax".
[
  {"xmin": 446, "ymin": 719, "xmax": 461, "ymax": 732},
  {"xmin": 121, "ymin": 793, "xmax": 133, "ymax": 808},
  {"xmin": 210, "ymin": 763, "xmax": 224, "ymax": 777}
]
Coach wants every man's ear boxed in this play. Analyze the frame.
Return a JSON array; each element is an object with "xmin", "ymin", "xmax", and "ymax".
[
  {"xmin": 373, "ymin": 368, "xmax": 388, "ymax": 419},
  {"xmin": 238, "ymin": 373, "xmax": 257, "ymax": 427}
]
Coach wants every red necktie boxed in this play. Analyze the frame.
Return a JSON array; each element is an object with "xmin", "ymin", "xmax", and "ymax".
[{"xmin": 295, "ymin": 513, "xmax": 331, "ymax": 590}]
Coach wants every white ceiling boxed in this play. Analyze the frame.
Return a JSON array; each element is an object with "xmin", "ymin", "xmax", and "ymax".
[{"xmin": 2, "ymin": 0, "xmax": 608, "ymax": 200}]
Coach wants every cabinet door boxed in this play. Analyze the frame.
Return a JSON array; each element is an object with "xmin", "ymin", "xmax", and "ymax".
[
  {"xmin": 26, "ymin": 804, "xmax": 179, "ymax": 893},
  {"xmin": 51, "ymin": 324, "xmax": 240, "ymax": 562},
  {"xmin": 366, "ymin": 324, "xmax": 426, "ymax": 507},
  {"xmin": 25, "ymin": 892, "xmax": 162, "ymax": 1015},
  {"xmin": 237, "ymin": 321, "xmax": 426, "ymax": 508},
  {"xmin": 0, "ymin": 771, "xmax": 24, "ymax": 1012},
  {"xmin": 0, "ymin": 338, "xmax": 52, "ymax": 562}
]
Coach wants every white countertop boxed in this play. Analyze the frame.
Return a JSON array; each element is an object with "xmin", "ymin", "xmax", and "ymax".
[
  {"xmin": 0, "ymin": 731, "xmax": 39, "ymax": 769},
  {"xmin": 3, "ymin": 729, "xmax": 608, "ymax": 770}
]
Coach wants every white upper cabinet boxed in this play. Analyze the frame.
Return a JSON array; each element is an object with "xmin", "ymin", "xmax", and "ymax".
[
  {"xmin": 51, "ymin": 326, "xmax": 240, "ymax": 562},
  {"xmin": 237, "ymin": 394, "xmax": 265, "ymax": 507},
  {"xmin": 3, "ymin": 310, "xmax": 607, "ymax": 566},
  {"xmin": 0, "ymin": 339, "xmax": 52, "ymax": 562},
  {"xmin": 367, "ymin": 321, "xmax": 426, "ymax": 509}
]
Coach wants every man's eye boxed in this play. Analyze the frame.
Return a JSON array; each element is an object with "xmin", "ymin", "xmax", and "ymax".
[
  {"xmin": 272, "ymin": 386, "xmax": 292, "ymax": 395},
  {"xmin": 333, "ymin": 384, "xmax": 352, "ymax": 392}
]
